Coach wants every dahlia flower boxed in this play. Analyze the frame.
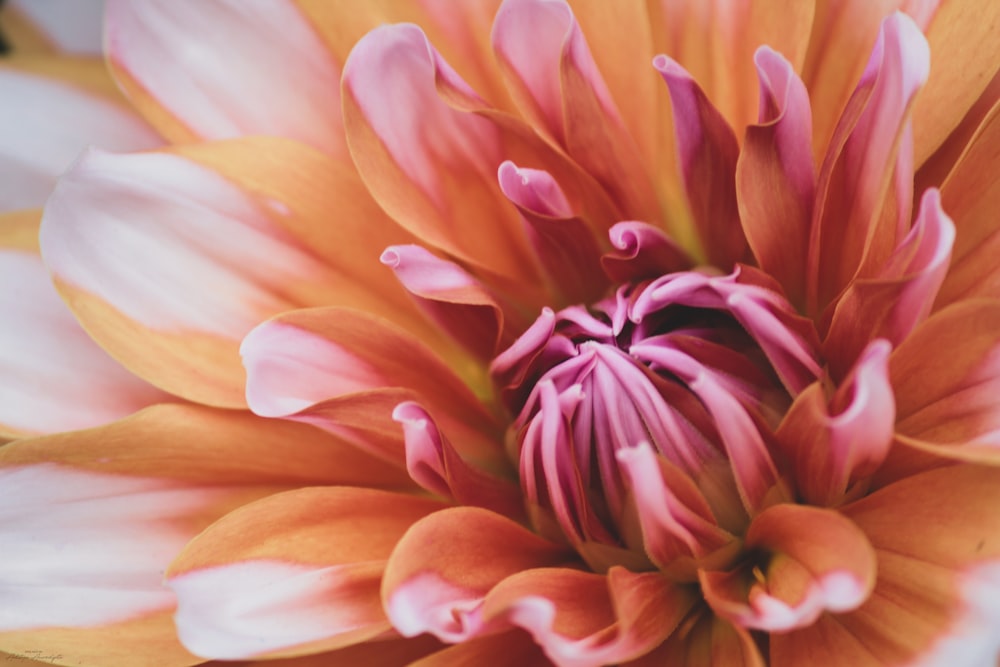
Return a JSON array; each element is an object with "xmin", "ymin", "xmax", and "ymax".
[{"xmin": 2, "ymin": 1, "xmax": 1000, "ymax": 666}]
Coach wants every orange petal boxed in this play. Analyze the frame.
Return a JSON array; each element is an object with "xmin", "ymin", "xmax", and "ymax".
[
  {"xmin": 382, "ymin": 507, "xmax": 573, "ymax": 642},
  {"xmin": 636, "ymin": 610, "xmax": 765, "ymax": 667},
  {"xmin": 166, "ymin": 487, "xmax": 447, "ymax": 660},
  {"xmin": 935, "ymin": 99, "xmax": 1000, "ymax": 307},
  {"xmin": 213, "ymin": 635, "xmax": 446, "ymax": 667},
  {"xmin": 410, "ymin": 630, "xmax": 549, "ymax": 667}
]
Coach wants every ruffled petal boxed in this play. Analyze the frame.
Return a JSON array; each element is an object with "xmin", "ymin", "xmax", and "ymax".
[
  {"xmin": 383, "ymin": 507, "xmax": 573, "ymax": 642},
  {"xmin": 105, "ymin": 0, "xmax": 344, "ymax": 156},
  {"xmin": 0, "ymin": 68, "xmax": 159, "ymax": 211},
  {"xmin": 39, "ymin": 147, "xmax": 345, "ymax": 407},
  {"xmin": 601, "ymin": 221, "xmax": 692, "ymax": 284},
  {"xmin": 166, "ymin": 487, "xmax": 447, "ymax": 660}
]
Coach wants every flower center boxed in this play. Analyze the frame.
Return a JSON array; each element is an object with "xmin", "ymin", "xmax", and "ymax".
[{"xmin": 491, "ymin": 267, "xmax": 822, "ymax": 573}]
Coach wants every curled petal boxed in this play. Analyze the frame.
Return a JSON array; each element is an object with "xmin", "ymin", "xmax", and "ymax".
[
  {"xmin": 167, "ymin": 487, "xmax": 447, "ymax": 660},
  {"xmin": 106, "ymin": 0, "xmax": 344, "ymax": 156},
  {"xmin": 824, "ymin": 189, "xmax": 954, "ymax": 378},
  {"xmin": 702, "ymin": 505, "xmax": 876, "ymax": 632},
  {"xmin": 601, "ymin": 221, "xmax": 692, "ymax": 284},
  {"xmin": 394, "ymin": 401, "xmax": 524, "ymax": 520},
  {"xmin": 654, "ymin": 56, "xmax": 747, "ymax": 270},
  {"xmin": 777, "ymin": 340, "xmax": 895, "ymax": 506},
  {"xmin": 381, "ymin": 244, "xmax": 510, "ymax": 360},
  {"xmin": 736, "ymin": 47, "xmax": 815, "ymax": 307},
  {"xmin": 382, "ymin": 507, "xmax": 573, "ymax": 643},
  {"xmin": 498, "ymin": 161, "xmax": 608, "ymax": 303}
]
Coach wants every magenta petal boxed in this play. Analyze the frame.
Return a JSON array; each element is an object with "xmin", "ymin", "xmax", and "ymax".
[
  {"xmin": 824, "ymin": 188, "xmax": 955, "ymax": 378},
  {"xmin": 394, "ymin": 401, "xmax": 524, "ymax": 520},
  {"xmin": 381, "ymin": 244, "xmax": 511, "ymax": 360},
  {"xmin": 498, "ymin": 161, "xmax": 609, "ymax": 303},
  {"xmin": 601, "ymin": 221, "xmax": 692, "ymax": 283},
  {"xmin": 654, "ymin": 55, "xmax": 747, "ymax": 270}
]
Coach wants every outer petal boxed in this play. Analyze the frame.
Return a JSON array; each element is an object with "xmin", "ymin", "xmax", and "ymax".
[
  {"xmin": 410, "ymin": 630, "xmax": 550, "ymax": 667},
  {"xmin": 105, "ymin": 0, "xmax": 344, "ymax": 157},
  {"xmin": 166, "ymin": 487, "xmax": 448, "ymax": 660},
  {"xmin": 736, "ymin": 47, "xmax": 815, "ymax": 308},
  {"xmin": 39, "ymin": 146, "xmax": 358, "ymax": 408},
  {"xmin": 383, "ymin": 507, "xmax": 573, "ymax": 643},
  {"xmin": 935, "ymin": 101, "xmax": 1000, "ymax": 306},
  {"xmin": 775, "ymin": 465, "xmax": 1000, "ymax": 666},
  {"xmin": 0, "ymin": 68, "xmax": 160, "ymax": 211},
  {"xmin": 887, "ymin": 301, "xmax": 1000, "ymax": 465},
  {"xmin": 7, "ymin": 0, "xmax": 104, "ymax": 55},
  {"xmin": 0, "ymin": 245, "xmax": 169, "ymax": 437}
]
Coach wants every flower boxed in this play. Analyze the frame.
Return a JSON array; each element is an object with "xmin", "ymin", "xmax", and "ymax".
[{"xmin": 2, "ymin": 1, "xmax": 1000, "ymax": 666}]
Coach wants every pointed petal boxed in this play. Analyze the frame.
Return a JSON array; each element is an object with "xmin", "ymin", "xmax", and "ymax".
[
  {"xmin": 888, "ymin": 301, "xmax": 1000, "ymax": 462},
  {"xmin": 936, "ymin": 101, "xmax": 1000, "ymax": 306},
  {"xmin": 823, "ymin": 189, "xmax": 954, "ymax": 377},
  {"xmin": 736, "ymin": 47, "xmax": 815, "ymax": 307},
  {"xmin": 105, "ymin": 0, "xmax": 344, "ymax": 157},
  {"xmin": 0, "ymin": 68, "xmax": 160, "ymax": 211},
  {"xmin": 0, "ymin": 247, "xmax": 169, "ymax": 438},
  {"xmin": 39, "ymin": 147, "xmax": 341, "ymax": 407},
  {"xmin": 492, "ymin": 0, "xmax": 659, "ymax": 222},
  {"xmin": 807, "ymin": 12, "xmax": 930, "ymax": 313},
  {"xmin": 381, "ymin": 244, "xmax": 510, "ymax": 360},
  {"xmin": 654, "ymin": 56, "xmax": 747, "ymax": 269},
  {"xmin": 703, "ymin": 504, "xmax": 876, "ymax": 632},
  {"xmin": 167, "ymin": 487, "xmax": 447, "ymax": 660},
  {"xmin": 383, "ymin": 507, "xmax": 572, "ymax": 642}
]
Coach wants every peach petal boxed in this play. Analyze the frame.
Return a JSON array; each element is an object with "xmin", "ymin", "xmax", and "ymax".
[
  {"xmin": 823, "ymin": 189, "xmax": 954, "ymax": 377},
  {"xmin": 409, "ymin": 630, "xmax": 548, "ymax": 667},
  {"xmin": 702, "ymin": 505, "xmax": 876, "ymax": 633},
  {"xmin": 776, "ymin": 340, "xmax": 895, "ymax": 506},
  {"xmin": 807, "ymin": 12, "xmax": 930, "ymax": 313},
  {"xmin": 654, "ymin": 55, "xmax": 747, "ymax": 270},
  {"xmin": 167, "ymin": 487, "xmax": 447, "ymax": 659},
  {"xmin": 40, "ymin": 148, "xmax": 338, "ymax": 407},
  {"xmin": 105, "ymin": 0, "xmax": 344, "ymax": 157},
  {"xmin": 0, "ymin": 68, "xmax": 159, "ymax": 211},
  {"xmin": 736, "ymin": 47, "xmax": 815, "ymax": 307},
  {"xmin": 635, "ymin": 609, "xmax": 765, "ymax": 667},
  {"xmin": 479, "ymin": 567, "xmax": 695, "ymax": 667},
  {"xmin": 381, "ymin": 244, "xmax": 509, "ymax": 360},
  {"xmin": 383, "ymin": 507, "xmax": 573, "ymax": 642},
  {"xmin": 0, "ymin": 249, "xmax": 169, "ymax": 438}
]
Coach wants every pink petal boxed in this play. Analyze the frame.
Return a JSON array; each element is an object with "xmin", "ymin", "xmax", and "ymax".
[
  {"xmin": 807, "ymin": 12, "xmax": 930, "ymax": 313},
  {"xmin": 394, "ymin": 401, "xmax": 525, "ymax": 520},
  {"xmin": 39, "ymin": 147, "xmax": 334, "ymax": 407},
  {"xmin": 105, "ymin": 0, "xmax": 344, "ymax": 156},
  {"xmin": 823, "ymin": 189, "xmax": 954, "ymax": 377},
  {"xmin": 654, "ymin": 56, "xmax": 748, "ymax": 270},
  {"xmin": 381, "ymin": 244, "xmax": 511, "ymax": 360},
  {"xmin": 0, "ymin": 250, "xmax": 168, "ymax": 437},
  {"xmin": 0, "ymin": 69, "xmax": 160, "ymax": 211},
  {"xmin": 491, "ymin": 0, "xmax": 659, "ymax": 222},
  {"xmin": 8, "ymin": 0, "xmax": 104, "ymax": 55},
  {"xmin": 736, "ymin": 47, "xmax": 815, "ymax": 307},
  {"xmin": 776, "ymin": 340, "xmax": 895, "ymax": 506},
  {"xmin": 601, "ymin": 221, "xmax": 692, "ymax": 284},
  {"xmin": 498, "ymin": 160, "xmax": 609, "ymax": 304}
]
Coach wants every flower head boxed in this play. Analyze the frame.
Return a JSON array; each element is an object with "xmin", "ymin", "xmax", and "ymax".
[{"xmin": 2, "ymin": 1, "xmax": 1000, "ymax": 666}]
